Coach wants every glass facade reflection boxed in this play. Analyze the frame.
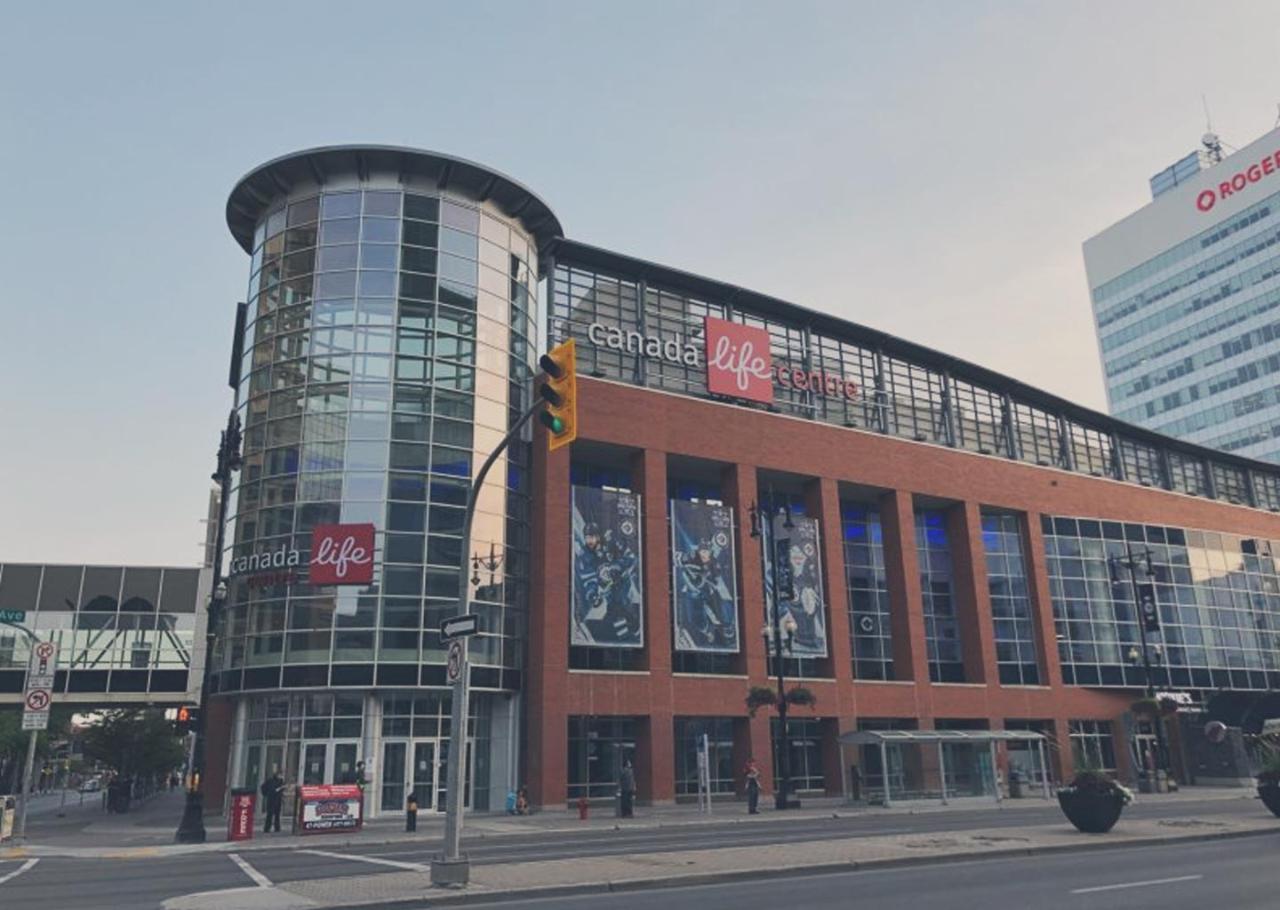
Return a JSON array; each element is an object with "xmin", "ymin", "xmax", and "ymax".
[
  {"xmin": 219, "ymin": 147, "xmax": 561, "ymax": 814},
  {"xmin": 1043, "ymin": 515, "xmax": 1280, "ymax": 690}
]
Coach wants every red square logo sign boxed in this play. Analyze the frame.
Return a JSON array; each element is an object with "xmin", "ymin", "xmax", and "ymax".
[
  {"xmin": 310, "ymin": 523, "xmax": 375, "ymax": 585},
  {"xmin": 704, "ymin": 316, "xmax": 774, "ymax": 404}
]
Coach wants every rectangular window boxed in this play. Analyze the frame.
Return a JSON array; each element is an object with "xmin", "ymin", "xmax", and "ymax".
[
  {"xmin": 916, "ymin": 509, "xmax": 964, "ymax": 682},
  {"xmin": 841, "ymin": 503, "xmax": 892, "ymax": 680},
  {"xmin": 567, "ymin": 716, "xmax": 639, "ymax": 800},
  {"xmin": 673, "ymin": 717, "xmax": 736, "ymax": 796},
  {"xmin": 770, "ymin": 717, "xmax": 825, "ymax": 792},
  {"xmin": 1068, "ymin": 720, "xmax": 1117, "ymax": 774},
  {"xmin": 981, "ymin": 512, "xmax": 1040, "ymax": 685}
]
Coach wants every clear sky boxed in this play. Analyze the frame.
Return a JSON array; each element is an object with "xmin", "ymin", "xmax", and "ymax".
[{"xmin": 3, "ymin": 1, "xmax": 1279, "ymax": 566}]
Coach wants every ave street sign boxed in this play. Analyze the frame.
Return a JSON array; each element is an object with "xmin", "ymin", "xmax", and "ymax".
[
  {"xmin": 0, "ymin": 609, "xmax": 26, "ymax": 624},
  {"xmin": 440, "ymin": 613, "xmax": 479, "ymax": 642}
]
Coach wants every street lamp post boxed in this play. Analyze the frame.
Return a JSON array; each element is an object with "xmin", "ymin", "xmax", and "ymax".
[
  {"xmin": 750, "ymin": 492, "xmax": 799, "ymax": 811},
  {"xmin": 1109, "ymin": 546, "xmax": 1170, "ymax": 787},
  {"xmin": 175, "ymin": 408, "xmax": 242, "ymax": 843}
]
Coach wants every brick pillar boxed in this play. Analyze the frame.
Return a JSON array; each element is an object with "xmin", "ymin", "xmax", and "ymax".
[
  {"xmin": 948, "ymin": 502, "xmax": 997, "ymax": 685},
  {"xmin": 633, "ymin": 448, "xmax": 674, "ymax": 803},
  {"xmin": 804, "ymin": 477, "xmax": 852, "ymax": 687},
  {"xmin": 203, "ymin": 696, "xmax": 235, "ymax": 815},
  {"xmin": 726, "ymin": 463, "xmax": 775, "ymax": 792},
  {"xmin": 526, "ymin": 430, "xmax": 571, "ymax": 808},
  {"xmin": 1023, "ymin": 511, "xmax": 1062, "ymax": 690},
  {"xmin": 879, "ymin": 490, "xmax": 929, "ymax": 693}
]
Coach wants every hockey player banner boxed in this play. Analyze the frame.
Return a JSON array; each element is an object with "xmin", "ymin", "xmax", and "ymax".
[
  {"xmin": 571, "ymin": 486, "xmax": 644, "ymax": 648},
  {"xmin": 763, "ymin": 513, "xmax": 829, "ymax": 658},
  {"xmin": 671, "ymin": 500, "xmax": 739, "ymax": 653}
]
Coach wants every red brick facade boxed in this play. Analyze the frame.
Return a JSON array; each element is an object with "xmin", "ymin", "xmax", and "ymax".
[{"xmin": 526, "ymin": 377, "xmax": 1280, "ymax": 806}]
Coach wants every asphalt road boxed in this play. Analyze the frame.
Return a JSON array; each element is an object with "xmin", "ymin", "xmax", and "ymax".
[
  {"xmin": 452, "ymin": 835, "xmax": 1280, "ymax": 910},
  {"xmin": 0, "ymin": 797, "xmax": 1272, "ymax": 910}
]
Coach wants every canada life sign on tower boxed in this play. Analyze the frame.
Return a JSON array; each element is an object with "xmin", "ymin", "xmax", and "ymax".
[{"xmin": 228, "ymin": 522, "xmax": 375, "ymax": 586}]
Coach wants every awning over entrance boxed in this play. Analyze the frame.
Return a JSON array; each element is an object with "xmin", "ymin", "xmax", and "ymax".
[{"xmin": 836, "ymin": 729, "xmax": 1051, "ymax": 807}]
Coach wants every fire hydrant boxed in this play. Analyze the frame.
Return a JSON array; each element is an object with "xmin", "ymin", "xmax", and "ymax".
[{"xmin": 577, "ymin": 796, "xmax": 589, "ymax": 820}]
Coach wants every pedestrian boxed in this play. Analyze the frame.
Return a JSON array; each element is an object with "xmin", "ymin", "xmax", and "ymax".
[
  {"xmin": 744, "ymin": 758, "xmax": 761, "ymax": 814},
  {"xmin": 516, "ymin": 786, "xmax": 530, "ymax": 816},
  {"xmin": 619, "ymin": 761, "xmax": 636, "ymax": 818},
  {"xmin": 260, "ymin": 771, "xmax": 285, "ymax": 833}
]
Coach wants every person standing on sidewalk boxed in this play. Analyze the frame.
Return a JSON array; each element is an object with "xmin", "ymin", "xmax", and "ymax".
[
  {"xmin": 744, "ymin": 758, "xmax": 761, "ymax": 814},
  {"xmin": 619, "ymin": 761, "xmax": 636, "ymax": 818},
  {"xmin": 260, "ymin": 772, "xmax": 284, "ymax": 833}
]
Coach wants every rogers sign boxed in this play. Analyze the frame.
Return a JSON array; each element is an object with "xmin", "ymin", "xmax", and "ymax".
[{"xmin": 1195, "ymin": 148, "xmax": 1280, "ymax": 212}]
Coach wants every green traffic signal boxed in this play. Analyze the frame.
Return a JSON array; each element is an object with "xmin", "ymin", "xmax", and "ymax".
[{"xmin": 539, "ymin": 410, "xmax": 566, "ymax": 435}]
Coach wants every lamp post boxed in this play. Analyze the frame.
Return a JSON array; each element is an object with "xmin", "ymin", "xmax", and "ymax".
[
  {"xmin": 749, "ymin": 491, "xmax": 799, "ymax": 811},
  {"xmin": 175, "ymin": 408, "xmax": 242, "ymax": 843},
  {"xmin": 1109, "ymin": 546, "xmax": 1170, "ymax": 788}
]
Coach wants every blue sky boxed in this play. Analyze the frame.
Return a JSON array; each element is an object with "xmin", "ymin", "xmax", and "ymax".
[{"xmin": 3, "ymin": 1, "xmax": 1279, "ymax": 565}]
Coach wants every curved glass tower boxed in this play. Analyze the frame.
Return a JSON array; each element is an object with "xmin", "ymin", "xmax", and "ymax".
[{"xmin": 217, "ymin": 147, "xmax": 561, "ymax": 813}]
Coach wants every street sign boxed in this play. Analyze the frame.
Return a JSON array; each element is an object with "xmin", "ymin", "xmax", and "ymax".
[
  {"xmin": 0, "ymin": 609, "xmax": 26, "ymax": 624},
  {"xmin": 446, "ymin": 640, "xmax": 464, "ymax": 683},
  {"xmin": 23, "ymin": 641, "xmax": 57, "ymax": 731},
  {"xmin": 440, "ymin": 613, "xmax": 479, "ymax": 642}
]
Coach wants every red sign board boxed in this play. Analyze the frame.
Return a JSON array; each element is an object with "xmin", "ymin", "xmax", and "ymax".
[
  {"xmin": 228, "ymin": 791, "xmax": 256, "ymax": 841},
  {"xmin": 309, "ymin": 523, "xmax": 375, "ymax": 585},
  {"xmin": 704, "ymin": 316, "xmax": 774, "ymax": 404}
]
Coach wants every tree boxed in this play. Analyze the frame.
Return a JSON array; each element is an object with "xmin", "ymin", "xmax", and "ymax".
[
  {"xmin": 81, "ymin": 709, "xmax": 184, "ymax": 781},
  {"xmin": 0, "ymin": 707, "xmax": 73, "ymax": 793}
]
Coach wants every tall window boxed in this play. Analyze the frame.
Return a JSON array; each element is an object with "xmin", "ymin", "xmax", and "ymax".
[
  {"xmin": 981, "ymin": 512, "xmax": 1040, "ymax": 685},
  {"xmin": 674, "ymin": 717, "xmax": 736, "ymax": 796},
  {"xmin": 842, "ymin": 503, "xmax": 893, "ymax": 680},
  {"xmin": 567, "ymin": 716, "xmax": 638, "ymax": 799},
  {"xmin": 916, "ymin": 510, "xmax": 963, "ymax": 682},
  {"xmin": 1069, "ymin": 720, "xmax": 1117, "ymax": 774},
  {"xmin": 771, "ymin": 717, "xmax": 825, "ymax": 791}
]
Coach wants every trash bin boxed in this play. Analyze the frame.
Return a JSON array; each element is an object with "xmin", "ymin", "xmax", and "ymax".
[
  {"xmin": 1008, "ymin": 769, "xmax": 1024, "ymax": 799},
  {"xmin": 228, "ymin": 788, "xmax": 256, "ymax": 842}
]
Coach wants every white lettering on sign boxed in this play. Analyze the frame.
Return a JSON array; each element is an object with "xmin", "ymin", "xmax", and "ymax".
[
  {"xmin": 228, "ymin": 545, "xmax": 301, "ymax": 577},
  {"xmin": 587, "ymin": 322, "xmax": 701, "ymax": 367},
  {"xmin": 312, "ymin": 535, "xmax": 371, "ymax": 581},
  {"xmin": 707, "ymin": 332, "xmax": 771, "ymax": 393}
]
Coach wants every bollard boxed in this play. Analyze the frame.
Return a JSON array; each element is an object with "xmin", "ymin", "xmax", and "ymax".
[
  {"xmin": 406, "ymin": 793, "xmax": 418, "ymax": 832},
  {"xmin": 577, "ymin": 796, "xmax": 589, "ymax": 821}
]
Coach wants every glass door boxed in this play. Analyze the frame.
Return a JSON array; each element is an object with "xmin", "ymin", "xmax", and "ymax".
[
  {"xmin": 436, "ymin": 739, "xmax": 474, "ymax": 811},
  {"xmin": 411, "ymin": 742, "xmax": 436, "ymax": 811},
  {"xmin": 381, "ymin": 742, "xmax": 407, "ymax": 815},
  {"xmin": 333, "ymin": 742, "xmax": 360, "ymax": 784},
  {"xmin": 302, "ymin": 743, "xmax": 327, "ymax": 785}
]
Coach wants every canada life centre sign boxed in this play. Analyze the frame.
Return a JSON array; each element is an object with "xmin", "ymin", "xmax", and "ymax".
[
  {"xmin": 586, "ymin": 315, "xmax": 860, "ymax": 406},
  {"xmin": 228, "ymin": 523, "xmax": 376, "ymax": 588}
]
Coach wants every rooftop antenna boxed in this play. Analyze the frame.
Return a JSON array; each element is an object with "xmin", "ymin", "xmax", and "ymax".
[
  {"xmin": 1274, "ymin": 103, "xmax": 1280, "ymax": 130},
  {"xmin": 1201, "ymin": 95, "xmax": 1224, "ymax": 163}
]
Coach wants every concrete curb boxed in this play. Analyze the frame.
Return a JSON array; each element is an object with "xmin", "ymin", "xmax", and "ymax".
[{"xmin": 269, "ymin": 823, "xmax": 1280, "ymax": 909}]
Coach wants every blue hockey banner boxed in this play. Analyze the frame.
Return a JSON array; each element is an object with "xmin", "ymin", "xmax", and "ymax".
[
  {"xmin": 671, "ymin": 500, "xmax": 739, "ymax": 653},
  {"xmin": 571, "ymin": 486, "xmax": 644, "ymax": 648}
]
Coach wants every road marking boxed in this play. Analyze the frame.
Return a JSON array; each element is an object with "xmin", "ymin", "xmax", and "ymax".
[
  {"xmin": 299, "ymin": 848, "xmax": 430, "ymax": 871},
  {"xmin": 0, "ymin": 859, "xmax": 38, "ymax": 885},
  {"xmin": 1070, "ymin": 874, "xmax": 1203, "ymax": 894},
  {"xmin": 228, "ymin": 852, "xmax": 272, "ymax": 887}
]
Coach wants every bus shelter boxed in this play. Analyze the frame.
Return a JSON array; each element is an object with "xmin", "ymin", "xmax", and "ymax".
[{"xmin": 836, "ymin": 729, "xmax": 1051, "ymax": 807}]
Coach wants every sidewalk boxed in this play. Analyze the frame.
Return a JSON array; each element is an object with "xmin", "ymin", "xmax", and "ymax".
[
  {"xmin": 161, "ymin": 805, "xmax": 1280, "ymax": 910},
  {"xmin": 4, "ymin": 783, "xmax": 1259, "ymax": 858}
]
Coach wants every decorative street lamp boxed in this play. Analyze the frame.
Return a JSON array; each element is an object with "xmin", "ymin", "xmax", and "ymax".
[
  {"xmin": 1109, "ymin": 546, "xmax": 1170, "ymax": 788},
  {"xmin": 749, "ymin": 490, "xmax": 800, "ymax": 810}
]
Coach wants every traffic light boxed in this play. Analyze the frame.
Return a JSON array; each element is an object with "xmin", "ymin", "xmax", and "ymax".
[
  {"xmin": 174, "ymin": 705, "xmax": 200, "ymax": 736},
  {"xmin": 539, "ymin": 339, "xmax": 577, "ymax": 451}
]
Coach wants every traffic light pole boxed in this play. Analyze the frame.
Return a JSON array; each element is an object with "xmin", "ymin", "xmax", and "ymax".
[{"xmin": 432, "ymin": 394, "xmax": 546, "ymax": 888}]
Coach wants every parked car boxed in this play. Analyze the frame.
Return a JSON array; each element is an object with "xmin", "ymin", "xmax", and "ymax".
[{"xmin": 79, "ymin": 778, "xmax": 101, "ymax": 793}]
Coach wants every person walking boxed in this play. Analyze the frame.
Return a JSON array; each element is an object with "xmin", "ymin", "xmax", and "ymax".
[
  {"xmin": 260, "ymin": 771, "xmax": 285, "ymax": 833},
  {"xmin": 619, "ymin": 760, "xmax": 636, "ymax": 818},
  {"xmin": 744, "ymin": 758, "xmax": 761, "ymax": 815}
]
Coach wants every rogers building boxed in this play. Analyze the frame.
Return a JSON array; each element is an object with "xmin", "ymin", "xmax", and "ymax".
[{"xmin": 208, "ymin": 145, "xmax": 1280, "ymax": 815}]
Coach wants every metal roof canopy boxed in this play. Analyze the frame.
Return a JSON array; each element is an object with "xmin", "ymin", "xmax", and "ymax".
[
  {"xmin": 227, "ymin": 145, "xmax": 564, "ymax": 258},
  {"xmin": 838, "ymin": 729, "xmax": 1047, "ymax": 745}
]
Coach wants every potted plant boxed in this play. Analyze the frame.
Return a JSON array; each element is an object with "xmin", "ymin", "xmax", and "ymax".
[
  {"xmin": 1257, "ymin": 752, "xmax": 1280, "ymax": 818},
  {"xmin": 744, "ymin": 685, "xmax": 817, "ymax": 717},
  {"xmin": 1057, "ymin": 765, "xmax": 1133, "ymax": 833}
]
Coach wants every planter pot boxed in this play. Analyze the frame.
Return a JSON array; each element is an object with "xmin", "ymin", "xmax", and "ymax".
[
  {"xmin": 1258, "ymin": 783, "xmax": 1280, "ymax": 818},
  {"xmin": 1058, "ymin": 787, "xmax": 1125, "ymax": 833}
]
